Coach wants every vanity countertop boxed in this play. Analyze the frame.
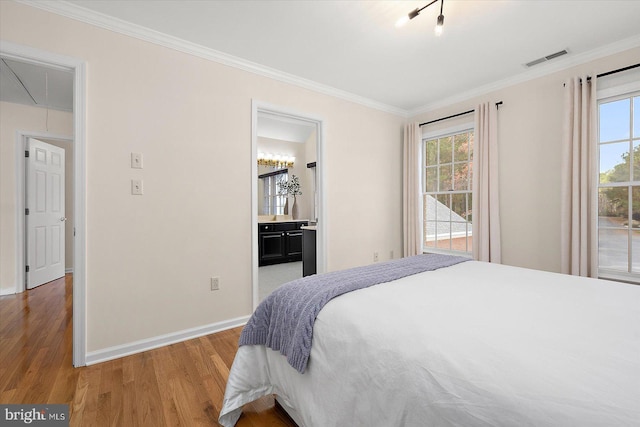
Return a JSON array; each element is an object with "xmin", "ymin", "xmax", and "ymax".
[
  {"xmin": 300, "ymin": 225, "xmax": 317, "ymax": 231},
  {"xmin": 258, "ymin": 219, "xmax": 309, "ymax": 224}
]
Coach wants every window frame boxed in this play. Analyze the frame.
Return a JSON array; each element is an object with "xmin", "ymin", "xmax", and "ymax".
[
  {"xmin": 420, "ymin": 122, "xmax": 474, "ymax": 257},
  {"xmin": 259, "ymin": 169, "xmax": 288, "ymax": 216},
  {"xmin": 596, "ymin": 84, "xmax": 640, "ymax": 283}
]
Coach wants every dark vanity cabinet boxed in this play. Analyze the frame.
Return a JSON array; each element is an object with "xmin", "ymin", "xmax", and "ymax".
[{"xmin": 258, "ymin": 221, "xmax": 308, "ymax": 266}]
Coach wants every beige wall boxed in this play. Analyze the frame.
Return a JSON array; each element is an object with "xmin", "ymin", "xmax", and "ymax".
[
  {"xmin": 0, "ymin": 101, "xmax": 73, "ymax": 295},
  {"xmin": 0, "ymin": 2, "xmax": 404, "ymax": 352},
  {"xmin": 411, "ymin": 46, "xmax": 640, "ymax": 273}
]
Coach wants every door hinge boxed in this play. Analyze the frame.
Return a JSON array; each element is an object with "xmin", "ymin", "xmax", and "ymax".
[
  {"xmin": 25, "ymin": 150, "xmax": 29, "ymax": 157},
  {"xmin": 25, "ymin": 208, "xmax": 29, "ymax": 215},
  {"xmin": 26, "ymin": 265, "xmax": 30, "ymax": 273}
]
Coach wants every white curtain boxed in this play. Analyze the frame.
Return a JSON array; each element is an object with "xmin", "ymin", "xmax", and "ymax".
[
  {"xmin": 472, "ymin": 103, "xmax": 501, "ymax": 262},
  {"xmin": 403, "ymin": 122, "xmax": 421, "ymax": 257},
  {"xmin": 560, "ymin": 76, "xmax": 597, "ymax": 277}
]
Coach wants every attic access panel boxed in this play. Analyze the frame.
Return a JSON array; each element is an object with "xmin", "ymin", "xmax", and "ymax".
[{"xmin": 0, "ymin": 57, "xmax": 73, "ymax": 112}]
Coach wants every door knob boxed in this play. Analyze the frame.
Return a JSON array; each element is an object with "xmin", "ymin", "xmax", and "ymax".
[{"xmin": 60, "ymin": 217, "xmax": 67, "ymax": 222}]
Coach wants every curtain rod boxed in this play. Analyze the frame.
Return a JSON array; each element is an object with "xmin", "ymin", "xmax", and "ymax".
[
  {"xmin": 588, "ymin": 62, "xmax": 640, "ymax": 81},
  {"xmin": 419, "ymin": 101, "xmax": 503, "ymax": 127},
  {"xmin": 258, "ymin": 168, "xmax": 288, "ymax": 179},
  {"xmin": 564, "ymin": 62, "xmax": 640, "ymax": 86}
]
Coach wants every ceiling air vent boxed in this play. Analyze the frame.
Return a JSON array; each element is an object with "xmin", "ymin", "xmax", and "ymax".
[{"xmin": 525, "ymin": 49, "xmax": 568, "ymax": 68}]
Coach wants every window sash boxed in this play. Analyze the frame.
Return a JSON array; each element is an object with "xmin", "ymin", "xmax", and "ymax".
[
  {"xmin": 421, "ymin": 126, "xmax": 474, "ymax": 256},
  {"xmin": 261, "ymin": 170, "xmax": 288, "ymax": 215},
  {"xmin": 597, "ymin": 90, "xmax": 640, "ymax": 282}
]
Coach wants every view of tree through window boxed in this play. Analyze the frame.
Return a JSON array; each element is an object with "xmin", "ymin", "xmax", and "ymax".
[
  {"xmin": 262, "ymin": 171, "xmax": 288, "ymax": 215},
  {"xmin": 423, "ymin": 129, "xmax": 473, "ymax": 254},
  {"xmin": 598, "ymin": 93, "xmax": 640, "ymax": 279}
]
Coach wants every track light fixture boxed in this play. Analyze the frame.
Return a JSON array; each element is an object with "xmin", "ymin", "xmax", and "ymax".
[{"xmin": 396, "ymin": 0, "xmax": 445, "ymax": 36}]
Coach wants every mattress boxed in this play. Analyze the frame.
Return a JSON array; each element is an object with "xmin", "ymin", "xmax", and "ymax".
[{"xmin": 219, "ymin": 260, "xmax": 640, "ymax": 426}]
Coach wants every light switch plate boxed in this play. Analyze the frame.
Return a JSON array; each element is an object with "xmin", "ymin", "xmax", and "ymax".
[
  {"xmin": 131, "ymin": 179, "xmax": 143, "ymax": 195},
  {"xmin": 131, "ymin": 152, "xmax": 143, "ymax": 169}
]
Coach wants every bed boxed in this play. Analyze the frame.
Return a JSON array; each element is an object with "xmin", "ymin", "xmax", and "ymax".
[{"xmin": 219, "ymin": 256, "xmax": 640, "ymax": 426}]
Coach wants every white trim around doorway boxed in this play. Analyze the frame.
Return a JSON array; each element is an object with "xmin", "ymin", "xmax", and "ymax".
[
  {"xmin": 251, "ymin": 100, "xmax": 327, "ymax": 311},
  {"xmin": 1, "ymin": 40, "xmax": 87, "ymax": 367}
]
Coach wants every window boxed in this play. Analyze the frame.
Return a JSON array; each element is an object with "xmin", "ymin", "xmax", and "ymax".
[
  {"xmin": 260, "ymin": 170, "xmax": 288, "ymax": 215},
  {"xmin": 597, "ymin": 91, "xmax": 640, "ymax": 281},
  {"xmin": 422, "ymin": 126, "xmax": 474, "ymax": 255}
]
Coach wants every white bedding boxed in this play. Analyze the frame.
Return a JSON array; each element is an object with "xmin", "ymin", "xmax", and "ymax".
[{"xmin": 219, "ymin": 261, "xmax": 640, "ymax": 426}]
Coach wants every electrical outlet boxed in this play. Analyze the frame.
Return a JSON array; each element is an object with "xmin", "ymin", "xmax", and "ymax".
[
  {"xmin": 210, "ymin": 277, "xmax": 220, "ymax": 291},
  {"xmin": 131, "ymin": 179, "xmax": 143, "ymax": 195},
  {"xmin": 373, "ymin": 252, "xmax": 379, "ymax": 262}
]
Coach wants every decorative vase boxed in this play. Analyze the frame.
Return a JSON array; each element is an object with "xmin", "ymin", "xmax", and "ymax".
[
  {"xmin": 291, "ymin": 195, "xmax": 298, "ymax": 219},
  {"xmin": 283, "ymin": 197, "xmax": 289, "ymax": 215}
]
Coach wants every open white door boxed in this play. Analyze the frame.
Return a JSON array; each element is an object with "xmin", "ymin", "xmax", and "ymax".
[{"xmin": 26, "ymin": 138, "xmax": 65, "ymax": 289}]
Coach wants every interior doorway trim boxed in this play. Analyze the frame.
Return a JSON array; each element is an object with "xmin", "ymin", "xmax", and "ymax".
[
  {"xmin": 2, "ymin": 40, "xmax": 87, "ymax": 367},
  {"xmin": 251, "ymin": 100, "xmax": 327, "ymax": 310}
]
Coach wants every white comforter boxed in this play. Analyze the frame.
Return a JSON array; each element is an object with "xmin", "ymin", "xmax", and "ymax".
[{"xmin": 219, "ymin": 261, "xmax": 640, "ymax": 426}]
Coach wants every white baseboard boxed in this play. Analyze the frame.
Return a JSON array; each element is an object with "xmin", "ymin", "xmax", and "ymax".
[
  {"xmin": 85, "ymin": 315, "xmax": 250, "ymax": 365},
  {"xmin": 0, "ymin": 272, "xmax": 72, "ymax": 295},
  {"xmin": 0, "ymin": 288, "xmax": 16, "ymax": 296}
]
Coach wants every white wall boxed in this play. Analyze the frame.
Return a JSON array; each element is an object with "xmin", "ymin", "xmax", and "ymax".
[
  {"xmin": 0, "ymin": 1, "xmax": 404, "ymax": 353},
  {"xmin": 0, "ymin": 101, "xmax": 73, "ymax": 295},
  {"xmin": 411, "ymin": 46, "xmax": 640, "ymax": 274}
]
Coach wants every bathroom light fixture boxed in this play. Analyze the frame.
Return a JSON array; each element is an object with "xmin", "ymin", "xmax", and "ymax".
[
  {"xmin": 258, "ymin": 152, "xmax": 295, "ymax": 168},
  {"xmin": 396, "ymin": 0, "xmax": 445, "ymax": 36}
]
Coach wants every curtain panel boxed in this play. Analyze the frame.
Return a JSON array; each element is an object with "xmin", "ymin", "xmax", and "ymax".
[
  {"xmin": 560, "ymin": 76, "xmax": 597, "ymax": 277},
  {"xmin": 472, "ymin": 103, "xmax": 502, "ymax": 263},
  {"xmin": 403, "ymin": 122, "xmax": 421, "ymax": 257}
]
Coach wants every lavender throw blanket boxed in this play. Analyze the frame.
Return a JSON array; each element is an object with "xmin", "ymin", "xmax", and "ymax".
[{"xmin": 239, "ymin": 254, "xmax": 470, "ymax": 373}]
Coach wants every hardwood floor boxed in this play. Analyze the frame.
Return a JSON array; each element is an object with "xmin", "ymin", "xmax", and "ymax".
[{"xmin": 0, "ymin": 274, "xmax": 297, "ymax": 426}]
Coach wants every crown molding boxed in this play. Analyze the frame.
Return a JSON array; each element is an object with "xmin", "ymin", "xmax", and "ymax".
[
  {"xmin": 409, "ymin": 33, "xmax": 640, "ymax": 117},
  {"xmin": 16, "ymin": 0, "xmax": 409, "ymax": 117},
  {"xmin": 14, "ymin": 0, "xmax": 640, "ymax": 120}
]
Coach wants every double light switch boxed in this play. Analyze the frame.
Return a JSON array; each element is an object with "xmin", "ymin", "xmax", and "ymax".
[{"xmin": 131, "ymin": 153, "xmax": 143, "ymax": 195}]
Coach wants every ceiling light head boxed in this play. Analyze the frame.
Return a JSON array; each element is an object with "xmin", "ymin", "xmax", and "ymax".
[
  {"xmin": 435, "ymin": 14, "xmax": 444, "ymax": 36},
  {"xmin": 395, "ymin": 15, "xmax": 409, "ymax": 28},
  {"xmin": 435, "ymin": 0, "xmax": 445, "ymax": 36},
  {"xmin": 396, "ymin": 7, "xmax": 420, "ymax": 27},
  {"xmin": 396, "ymin": 0, "xmax": 445, "ymax": 35}
]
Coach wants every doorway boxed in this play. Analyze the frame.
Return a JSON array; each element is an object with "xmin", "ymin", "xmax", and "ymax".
[
  {"xmin": 251, "ymin": 101, "xmax": 326, "ymax": 309},
  {"xmin": 2, "ymin": 41, "xmax": 87, "ymax": 367},
  {"xmin": 25, "ymin": 136, "xmax": 71, "ymax": 289}
]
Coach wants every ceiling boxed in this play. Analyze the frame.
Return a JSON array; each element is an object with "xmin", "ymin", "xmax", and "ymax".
[
  {"xmin": 0, "ymin": 57, "xmax": 73, "ymax": 112},
  {"xmin": 258, "ymin": 112, "xmax": 316, "ymax": 144},
  {"xmin": 10, "ymin": 0, "xmax": 640, "ymax": 115}
]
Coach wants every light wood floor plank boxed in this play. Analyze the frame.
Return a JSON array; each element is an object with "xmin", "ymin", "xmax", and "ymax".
[{"xmin": 0, "ymin": 274, "xmax": 296, "ymax": 425}]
